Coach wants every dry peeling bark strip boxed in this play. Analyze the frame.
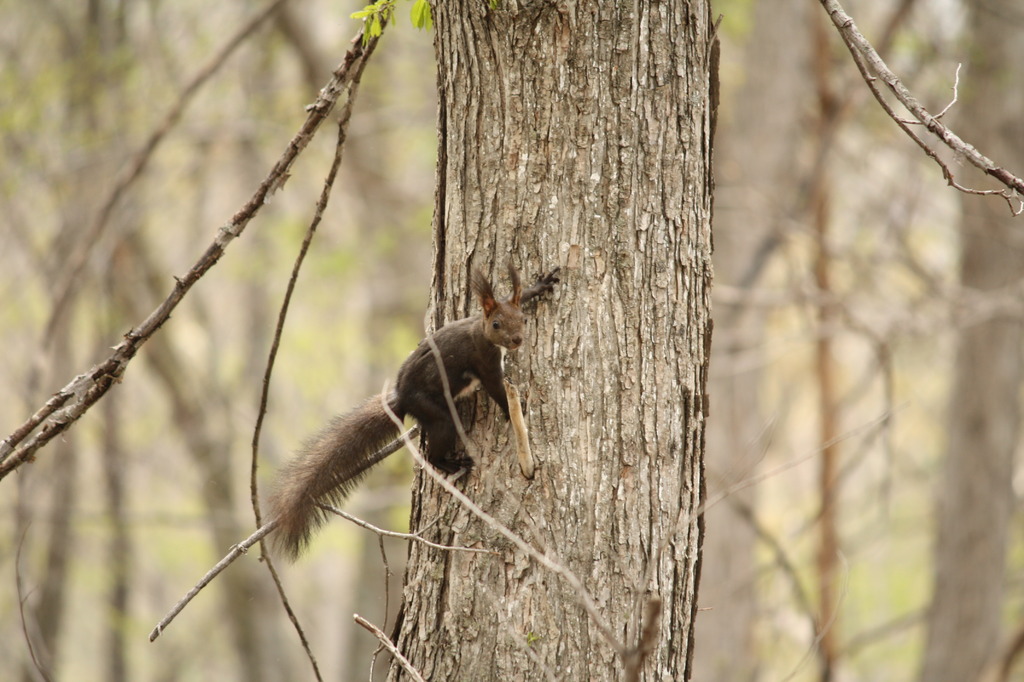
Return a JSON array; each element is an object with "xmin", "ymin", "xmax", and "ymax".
[{"xmin": 0, "ymin": 30, "xmax": 380, "ymax": 481}]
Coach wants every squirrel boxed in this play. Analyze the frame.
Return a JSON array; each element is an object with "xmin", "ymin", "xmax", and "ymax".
[{"xmin": 268, "ymin": 263, "xmax": 560, "ymax": 560}]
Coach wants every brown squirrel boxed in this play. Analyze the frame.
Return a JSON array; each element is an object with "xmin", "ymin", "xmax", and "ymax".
[{"xmin": 268, "ymin": 264, "xmax": 560, "ymax": 560}]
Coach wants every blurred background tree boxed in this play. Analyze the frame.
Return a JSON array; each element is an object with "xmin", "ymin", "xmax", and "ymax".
[
  {"xmin": 2, "ymin": 0, "xmax": 1023, "ymax": 680},
  {"xmin": 2, "ymin": 1, "xmax": 435, "ymax": 680},
  {"xmin": 697, "ymin": 1, "xmax": 1024, "ymax": 681}
]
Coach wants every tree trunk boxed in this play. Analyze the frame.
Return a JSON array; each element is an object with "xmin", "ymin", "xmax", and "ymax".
[
  {"xmin": 810, "ymin": 12, "xmax": 841, "ymax": 679},
  {"xmin": 918, "ymin": 3, "xmax": 1024, "ymax": 680},
  {"xmin": 389, "ymin": 1, "xmax": 715, "ymax": 679}
]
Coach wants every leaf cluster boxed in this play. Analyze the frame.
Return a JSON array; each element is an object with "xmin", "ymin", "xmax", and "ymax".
[{"xmin": 351, "ymin": 0, "xmax": 432, "ymax": 45}]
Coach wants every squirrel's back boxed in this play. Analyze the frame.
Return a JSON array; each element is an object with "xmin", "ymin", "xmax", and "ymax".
[
  {"xmin": 268, "ymin": 393, "xmax": 402, "ymax": 560},
  {"xmin": 267, "ymin": 265, "xmax": 558, "ymax": 560}
]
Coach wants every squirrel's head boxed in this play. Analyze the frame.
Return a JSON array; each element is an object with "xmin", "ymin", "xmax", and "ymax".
[{"xmin": 472, "ymin": 263, "xmax": 526, "ymax": 350}]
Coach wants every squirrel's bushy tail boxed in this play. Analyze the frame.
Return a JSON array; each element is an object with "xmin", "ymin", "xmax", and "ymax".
[{"xmin": 268, "ymin": 393, "xmax": 402, "ymax": 560}]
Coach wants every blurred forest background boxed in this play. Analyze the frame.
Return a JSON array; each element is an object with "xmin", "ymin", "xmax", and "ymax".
[{"xmin": 0, "ymin": 0, "xmax": 1022, "ymax": 681}]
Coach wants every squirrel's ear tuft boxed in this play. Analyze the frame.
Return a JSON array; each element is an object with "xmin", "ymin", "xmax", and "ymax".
[
  {"xmin": 507, "ymin": 262, "xmax": 522, "ymax": 306},
  {"xmin": 472, "ymin": 268, "xmax": 498, "ymax": 315}
]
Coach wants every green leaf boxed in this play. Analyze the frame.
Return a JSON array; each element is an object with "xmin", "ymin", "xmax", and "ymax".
[{"xmin": 410, "ymin": 0, "xmax": 432, "ymax": 30}]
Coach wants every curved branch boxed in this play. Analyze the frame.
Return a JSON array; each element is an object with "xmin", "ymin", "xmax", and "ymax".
[
  {"xmin": 0, "ymin": 27, "xmax": 381, "ymax": 481},
  {"xmin": 354, "ymin": 615, "xmax": 426, "ymax": 682},
  {"xmin": 41, "ymin": 0, "xmax": 290, "ymax": 356},
  {"xmin": 149, "ymin": 520, "xmax": 279, "ymax": 643},
  {"xmin": 819, "ymin": 0, "xmax": 1024, "ymax": 208}
]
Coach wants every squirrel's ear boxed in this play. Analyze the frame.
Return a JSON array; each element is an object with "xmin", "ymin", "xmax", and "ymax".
[
  {"xmin": 507, "ymin": 262, "xmax": 522, "ymax": 306},
  {"xmin": 472, "ymin": 268, "xmax": 498, "ymax": 315}
]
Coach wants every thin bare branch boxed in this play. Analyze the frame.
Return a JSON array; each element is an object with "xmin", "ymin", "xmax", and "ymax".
[
  {"xmin": 368, "ymin": 534, "xmax": 392, "ymax": 681},
  {"xmin": 41, "ymin": 0, "xmax": 290, "ymax": 356},
  {"xmin": 840, "ymin": 33, "xmax": 1023, "ymax": 217},
  {"xmin": 0, "ymin": 26, "xmax": 381, "ymax": 480},
  {"xmin": 933, "ymin": 63, "xmax": 961, "ymax": 121},
  {"xmin": 781, "ymin": 552, "xmax": 850, "ymax": 682},
  {"xmin": 17, "ymin": 528, "xmax": 54, "ymax": 682},
  {"xmin": 354, "ymin": 615, "xmax": 426, "ymax": 682},
  {"xmin": 149, "ymin": 520, "xmax": 278, "ymax": 642},
  {"xmin": 245, "ymin": 44, "xmax": 378, "ymax": 678},
  {"xmin": 250, "ymin": 60, "xmax": 362, "ymax": 527},
  {"xmin": 260, "ymin": 543, "xmax": 323, "ymax": 681},
  {"xmin": 318, "ymin": 502, "xmax": 497, "ymax": 555},
  {"xmin": 819, "ymin": 0, "xmax": 1024, "ymax": 211},
  {"xmin": 148, "ymin": 431, "xmax": 415, "ymax": 642},
  {"xmin": 145, "ymin": 23, "xmax": 385, "ymax": 664},
  {"xmin": 379, "ymin": 392, "xmax": 629, "ymax": 659}
]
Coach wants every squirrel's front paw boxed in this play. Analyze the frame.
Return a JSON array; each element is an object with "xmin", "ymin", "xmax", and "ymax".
[
  {"xmin": 537, "ymin": 267, "xmax": 560, "ymax": 291},
  {"xmin": 431, "ymin": 452, "xmax": 473, "ymax": 475}
]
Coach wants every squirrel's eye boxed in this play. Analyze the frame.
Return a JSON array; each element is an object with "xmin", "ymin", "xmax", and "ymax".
[{"xmin": 492, "ymin": 321, "xmax": 501, "ymax": 330}]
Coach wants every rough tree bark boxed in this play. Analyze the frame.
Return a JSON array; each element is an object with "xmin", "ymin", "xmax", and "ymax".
[
  {"xmin": 387, "ymin": 1, "xmax": 715, "ymax": 680},
  {"xmin": 918, "ymin": 3, "xmax": 1024, "ymax": 681}
]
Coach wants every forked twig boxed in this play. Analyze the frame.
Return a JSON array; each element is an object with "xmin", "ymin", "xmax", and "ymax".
[
  {"xmin": 354, "ymin": 614, "xmax": 426, "ymax": 682},
  {"xmin": 818, "ymin": 0, "xmax": 1024, "ymax": 214}
]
